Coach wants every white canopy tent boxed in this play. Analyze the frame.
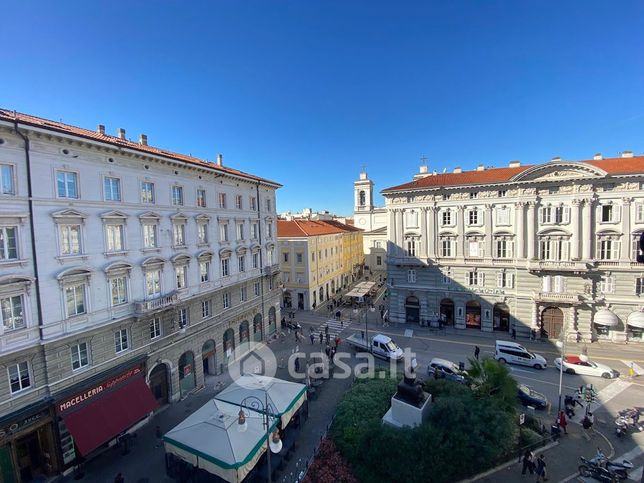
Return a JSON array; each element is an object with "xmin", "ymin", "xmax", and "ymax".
[{"xmin": 344, "ymin": 281, "xmax": 377, "ymax": 298}]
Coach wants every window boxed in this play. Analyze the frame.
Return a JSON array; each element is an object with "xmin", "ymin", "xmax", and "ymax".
[
  {"xmin": 254, "ymin": 281, "xmax": 260, "ymax": 296},
  {"xmin": 114, "ymin": 329, "xmax": 128, "ymax": 353},
  {"xmin": 633, "ymin": 235, "xmax": 644, "ymax": 262},
  {"xmin": 405, "ymin": 237, "xmax": 417, "ymax": 257},
  {"xmin": 171, "ymin": 186, "xmax": 184, "ymax": 206},
  {"xmin": 252, "ymin": 222, "xmax": 259, "ymax": 240},
  {"xmin": 150, "ymin": 318, "xmax": 161, "ymax": 339},
  {"xmin": 495, "ymin": 238, "xmax": 513, "ymax": 259},
  {"xmin": 110, "ymin": 276, "xmax": 128, "ymax": 306},
  {"xmin": 238, "ymin": 255, "xmax": 245, "ymax": 272},
  {"xmin": 296, "ymin": 253, "xmax": 303, "ymax": 264},
  {"xmin": 60, "ymin": 224, "xmax": 81, "ymax": 255},
  {"xmin": 104, "ymin": 177, "xmax": 121, "ymax": 201},
  {"xmin": 0, "ymin": 226, "xmax": 18, "ymax": 260},
  {"xmin": 57, "ymin": 171, "xmax": 78, "ymax": 198},
  {"xmin": 141, "ymin": 181, "xmax": 155, "ymax": 204},
  {"xmin": 65, "ymin": 283, "xmax": 86, "ymax": 317},
  {"xmin": 240, "ymin": 286, "xmax": 247, "ymax": 302},
  {"xmin": 597, "ymin": 238, "xmax": 619, "ymax": 260},
  {"xmin": 496, "ymin": 207, "xmax": 510, "ymax": 226},
  {"xmin": 221, "ymin": 257, "xmax": 230, "ymax": 277},
  {"xmin": 223, "ymin": 292, "xmax": 230, "ymax": 309},
  {"xmin": 468, "ymin": 209, "xmax": 479, "ymax": 226},
  {"xmin": 542, "ymin": 275, "xmax": 564, "ymax": 293},
  {"xmin": 218, "ymin": 193, "xmax": 227, "ymax": 209},
  {"xmin": 405, "ymin": 210, "xmax": 419, "ymax": 228},
  {"xmin": 173, "ymin": 223, "xmax": 186, "ymax": 246},
  {"xmin": 467, "ymin": 238, "xmax": 483, "ymax": 258},
  {"xmin": 8, "ymin": 361, "xmax": 31, "ymax": 393},
  {"xmin": 636, "ymin": 204, "xmax": 644, "ymax": 223},
  {"xmin": 407, "ymin": 269, "xmax": 416, "ymax": 283},
  {"xmin": 236, "ymin": 195, "xmax": 243, "ymax": 209},
  {"xmin": 498, "ymin": 190, "xmax": 507, "ymax": 198},
  {"xmin": 220, "ymin": 223, "xmax": 229, "ymax": 242},
  {"xmin": 497, "ymin": 271, "xmax": 514, "ymax": 288},
  {"xmin": 376, "ymin": 255, "xmax": 382, "ymax": 266},
  {"xmin": 237, "ymin": 223, "xmax": 244, "ymax": 241},
  {"xmin": 440, "ymin": 238, "xmax": 455, "ymax": 257},
  {"xmin": 1, "ymin": 164, "xmax": 15, "ymax": 195},
  {"xmin": 250, "ymin": 196, "xmax": 257, "ymax": 211},
  {"xmin": 601, "ymin": 204, "xmax": 614, "ymax": 223},
  {"xmin": 175, "ymin": 265, "xmax": 187, "ymax": 289},
  {"xmin": 267, "ymin": 222, "xmax": 273, "ymax": 238},
  {"xmin": 200, "ymin": 260, "xmax": 210, "ymax": 282},
  {"xmin": 179, "ymin": 308, "xmax": 189, "ymax": 328},
  {"xmin": 441, "ymin": 209, "xmax": 453, "ymax": 226},
  {"xmin": 539, "ymin": 238, "xmax": 569, "ymax": 261},
  {"xmin": 105, "ymin": 224, "xmax": 124, "ymax": 252},
  {"xmin": 467, "ymin": 271, "xmax": 484, "ymax": 286},
  {"xmin": 268, "ymin": 277, "xmax": 274, "ymax": 290},
  {"xmin": 145, "ymin": 269, "xmax": 161, "ymax": 298},
  {"xmin": 71, "ymin": 342, "xmax": 89, "ymax": 370},
  {"xmin": 599, "ymin": 276, "xmax": 615, "ymax": 294},
  {"xmin": 252, "ymin": 252, "xmax": 259, "ymax": 269},
  {"xmin": 143, "ymin": 223, "xmax": 158, "ymax": 248},
  {"xmin": 196, "ymin": 189, "xmax": 207, "ymax": 207},
  {"xmin": 470, "ymin": 192, "xmax": 478, "ymax": 199},
  {"xmin": 282, "ymin": 252, "xmax": 289, "ymax": 263},
  {"xmin": 374, "ymin": 240, "xmax": 382, "ymax": 248},
  {"xmin": 636, "ymin": 277, "xmax": 644, "ymax": 295},
  {"xmin": 266, "ymin": 198, "xmax": 272, "ymax": 211},
  {"xmin": 198, "ymin": 222, "xmax": 208, "ymax": 244},
  {"xmin": 1, "ymin": 294, "xmax": 24, "ymax": 330},
  {"xmin": 441, "ymin": 268, "xmax": 452, "ymax": 285}
]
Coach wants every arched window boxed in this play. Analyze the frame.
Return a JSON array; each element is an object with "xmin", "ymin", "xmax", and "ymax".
[{"xmin": 359, "ymin": 190, "xmax": 366, "ymax": 206}]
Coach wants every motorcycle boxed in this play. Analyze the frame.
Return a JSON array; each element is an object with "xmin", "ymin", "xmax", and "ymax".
[
  {"xmin": 615, "ymin": 408, "xmax": 642, "ymax": 438},
  {"xmin": 579, "ymin": 456, "xmax": 618, "ymax": 482},
  {"xmin": 590, "ymin": 449, "xmax": 632, "ymax": 480}
]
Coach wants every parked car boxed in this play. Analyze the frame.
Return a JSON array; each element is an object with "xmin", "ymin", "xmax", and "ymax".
[
  {"xmin": 517, "ymin": 384, "xmax": 548, "ymax": 409},
  {"xmin": 494, "ymin": 340, "xmax": 547, "ymax": 369},
  {"xmin": 427, "ymin": 358, "xmax": 467, "ymax": 383},
  {"xmin": 345, "ymin": 333, "xmax": 403, "ymax": 361},
  {"xmin": 554, "ymin": 355, "xmax": 619, "ymax": 379}
]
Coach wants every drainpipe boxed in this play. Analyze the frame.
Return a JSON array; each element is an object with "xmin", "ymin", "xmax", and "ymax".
[{"xmin": 13, "ymin": 119, "xmax": 46, "ymax": 346}]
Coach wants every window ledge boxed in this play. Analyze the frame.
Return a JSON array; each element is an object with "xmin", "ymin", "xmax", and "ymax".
[
  {"xmin": 0, "ymin": 259, "xmax": 29, "ymax": 268},
  {"xmin": 56, "ymin": 254, "xmax": 89, "ymax": 263},
  {"xmin": 173, "ymin": 244, "xmax": 188, "ymax": 250},
  {"xmin": 141, "ymin": 247, "xmax": 161, "ymax": 253},
  {"xmin": 104, "ymin": 250, "xmax": 129, "ymax": 257},
  {"xmin": 197, "ymin": 242, "xmax": 209, "ymax": 247}
]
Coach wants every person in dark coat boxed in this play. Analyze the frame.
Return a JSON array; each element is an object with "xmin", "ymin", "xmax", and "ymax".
[
  {"xmin": 521, "ymin": 449, "xmax": 535, "ymax": 475},
  {"xmin": 535, "ymin": 454, "xmax": 547, "ymax": 482},
  {"xmin": 474, "ymin": 345, "xmax": 480, "ymax": 360}
]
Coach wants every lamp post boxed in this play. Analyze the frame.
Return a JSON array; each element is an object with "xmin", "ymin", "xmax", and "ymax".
[
  {"xmin": 236, "ymin": 392, "xmax": 282, "ymax": 483},
  {"xmin": 555, "ymin": 334, "xmax": 566, "ymax": 415},
  {"xmin": 353, "ymin": 305, "xmax": 376, "ymax": 351}
]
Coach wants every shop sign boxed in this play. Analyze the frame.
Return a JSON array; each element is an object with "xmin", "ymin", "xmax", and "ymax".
[
  {"xmin": 0, "ymin": 409, "xmax": 49, "ymax": 442},
  {"xmin": 57, "ymin": 364, "xmax": 144, "ymax": 415},
  {"xmin": 452, "ymin": 286, "xmax": 506, "ymax": 296},
  {"xmin": 183, "ymin": 364, "xmax": 192, "ymax": 377}
]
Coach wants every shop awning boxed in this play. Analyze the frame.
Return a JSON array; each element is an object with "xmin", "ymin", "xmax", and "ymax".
[
  {"xmin": 627, "ymin": 311, "xmax": 644, "ymax": 329},
  {"xmin": 61, "ymin": 376, "xmax": 158, "ymax": 455},
  {"xmin": 593, "ymin": 309, "xmax": 619, "ymax": 327}
]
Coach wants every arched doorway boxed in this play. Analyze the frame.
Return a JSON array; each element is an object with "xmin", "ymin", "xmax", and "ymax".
[
  {"xmin": 239, "ymin": 321, "xmax": 250, "ymax": 353},
  {"xmin": 466, "ymin": 300, "xmax": 481, "ymax": 329},
  {"xmin": 201, "ymin": 340, "xmax": 216, "ymax": 376},
  {"xmin": 405, "ymin": 296, "xmax": 420, "ymax": 324},
  {"xmin": 493, "ymin": 303, "xmax": 510, "ymax": 332},
  {"xmin": 149, "ymin": 363, "xmax": 169, "ymax": 406},
  {"xmin": 283, "ymin": 291, "xmax": 292, "ymax": 309},
  {"xmin": 268, "ymin": 307, "xmax": 276, "ymax": 334},
  {"xmin": 223, "ymin": 328, "xmax": 235, "ymax": 367},
  {"xmin": 319, "ymin": 287, "xmax": 324, "ymax": 302},
  {"xmin": 541, "ymin": 306, "xmax": 563, "ymax": 339},
  {"xmin": 439, "ymin": 298, "xmax": 454, "ymax": 325},
  {"xmin": 178, "ymin": 352, "xmax": 196, "ymax": 398},
  {"xmin": 253, "ymin": 313, "xmax": 263, "ymax": 342}
]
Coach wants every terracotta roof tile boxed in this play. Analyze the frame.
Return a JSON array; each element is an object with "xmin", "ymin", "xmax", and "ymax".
[
  {"xmin": 277, "ymin": 219, "xmax": 362, "ymax": 237},
  {"xmin": 0, "ymin": 108, "xmax": 281, "ymax": 187}
]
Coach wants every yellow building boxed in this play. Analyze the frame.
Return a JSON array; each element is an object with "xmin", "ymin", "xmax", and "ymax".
[{"xmin": 277, "ymin": 219, "xmax": 364, "ymax": 310}]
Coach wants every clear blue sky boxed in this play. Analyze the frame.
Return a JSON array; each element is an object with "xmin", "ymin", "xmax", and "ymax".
[{"xmin": 3, "ymin": 1, "xmax": 644, "ymax": 215}]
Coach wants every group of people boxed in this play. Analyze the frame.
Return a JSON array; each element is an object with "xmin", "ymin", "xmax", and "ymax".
[{"xmin": 521, "ymin": 452, "xmax": 547, "ymax": 481}]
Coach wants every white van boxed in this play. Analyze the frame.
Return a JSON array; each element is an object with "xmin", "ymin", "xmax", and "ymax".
[{"xmin": 494, "ymin": 340, "xmax": 547, "ymax": 369}]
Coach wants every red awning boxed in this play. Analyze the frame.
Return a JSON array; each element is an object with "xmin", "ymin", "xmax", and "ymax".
[{"xmin": 61, "ymin": 376, "xmax": 158, "ymax": 455}]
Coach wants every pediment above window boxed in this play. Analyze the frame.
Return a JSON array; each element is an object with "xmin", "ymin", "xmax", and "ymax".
[
  {"xmin": 596, "ymin": 229, "xmax": 622, "ymax": 237},
  {"xmin": 236, "ymin": 245, "xmax": 248, "ymax": 255},
  {"xmin": 250, "ymin": 243, "xmax": 261, "ymax": 252},
  {"xmin": 170, "ymin": 212, "xmax": 188, "ymax": 221},
  {"xmin": 51, "ymin": 208, "xmax": 88, "ymax": 222},
  {"xmin": 265, "ymin": 242, "xmax": 275, "ymax": 250},
  {"xmin": 100, "ymin": 210, "xmax": 128, "ymax": 221},
  {"xmin": 104, "ymin": 261, "xmax": 133, "ymax": 274},
  {"xmin": 56, "ymin": 266, "xmax": 93, "ymax": 281},
  {"xmin": 195, "ymin": 213, "xmax": 211, "ymax": 222},
  {"xmin": 537, "ymin": 228, "xmax": 570, "ymax": 237},
  {"xmin": 139, "ymin": 211, "xmax": 161, "ymax": 220},
  {"xmin": 171, "ymin": 254, "xmax": 191, "ymax": 265},
  {"xmin": 196, "ymin": 249, "xmax": 214, "ymax": 260},
  {"xmin": 0, "ymin": 274, "xmax": 35, "ymax": 288},
  {"xmin": 219, "ymin": 248, "xmax": 232, "ymax": 258},
  {"xmin": 141, "ymin": 256, "xmax": 166, "ymax": 268},
  {"xmin": 511, "ymin": 161, "xmax": 607, "ymax": 182}
]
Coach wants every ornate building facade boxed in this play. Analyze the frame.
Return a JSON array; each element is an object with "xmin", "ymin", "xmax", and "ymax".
[
  {"xmin": 382, "ymin": 154, "xmax": 644, "ymax": 344},
  {"xmin": 0, "ymin": 109, "xmax": 281, "ymax": 481},
  {"xmin": 353, "ymin": 170, "xmax": 387, "ymax": 277}
]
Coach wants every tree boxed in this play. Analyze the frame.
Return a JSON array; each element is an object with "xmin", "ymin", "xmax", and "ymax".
[{"xmin": 465, "ymin": 357, "xmax": 517, "ymax": 413}]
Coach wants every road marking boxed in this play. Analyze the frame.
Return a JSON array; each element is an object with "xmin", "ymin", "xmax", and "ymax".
[
  {"xmin": 511, "ymin": 373, "xmax": 578, "ymax": 391},
  {"xmin": 570, "ymin": 379, "xmax": 632, "ymax": 424},
  {"xmin": 509, "ymin": 367, "xmax": 535, "ymax": 374},
  {"xmin": 621, "ymin": 360, "xmax": 644, "ymax": 376},
  {"xmin": 614, "ymin": 445, "xmax": 643, "ymax": 463},
  {"xmin": 404, "ymin": 329, "xmax": 414, "ymax": 337}
]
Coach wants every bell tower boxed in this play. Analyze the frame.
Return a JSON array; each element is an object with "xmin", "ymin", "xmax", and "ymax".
[{"xmin": 354, "ymin": 168, "xmax": 374, "ymax": 213}]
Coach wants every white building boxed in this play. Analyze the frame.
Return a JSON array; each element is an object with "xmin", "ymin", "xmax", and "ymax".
[
  {"xmin": 0, "ymin": 109, "xmax": 281, "ymax": 481},
  {"xmin": 353, "ymin": 170, "xmax": 388, "ymax": 276}
]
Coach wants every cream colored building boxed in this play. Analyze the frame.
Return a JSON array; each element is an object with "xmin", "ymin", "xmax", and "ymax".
[
  {"xmin": 382, "ymin": 153, "xmax": 644, "ymax": 344},
  {"xmin": 353, "ymin": 170, "xmax": 387, "ymax": 277},
  {"xmin": 278, "ymin": 219, "xmax": 363, "ymax": 310}
]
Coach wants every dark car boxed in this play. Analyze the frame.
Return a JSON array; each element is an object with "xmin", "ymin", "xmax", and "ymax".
[
  {"xmin": 427, "ymin": 358, "xmax": 467, "ymax": 384},
  {"xmin": 517, "ymin": 384, "xmax": 548, "ymax": 409}
]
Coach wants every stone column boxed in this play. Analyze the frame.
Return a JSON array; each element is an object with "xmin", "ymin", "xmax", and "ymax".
[
  {"xmin": 582, "ymin": 198, "xmax": 593, "ymax": 260},
  {"xmin": 427, "ymin": 207, "xmax": 436, "ymax": 259},
  {"xmin": 485, "ymin": 204, "xmax": 493, "ymax": 258},
  {"xmin": 621, "ymin": 197, "xmax": 632, "ymax": 261},
  {"xmin": 457, "ymin": 206, "xmax": 465, "ymax": 258},
  {"xmin": 515, "ymin": 202, "xmax": 525, "ymax": 259},
  {"xmin": 531, "ymin": 302, "xmax": 538, "ymax": 329},
  {"xmin": 571, "ymin": 199, "xmax": 582, "ymax": 260},
  {"xmin": 387, "ymin": 208, "xmax": 396, "ymax": 257},
  {"xmin": 419, "ymin": 207, "xmax": 427, "ymax": 258},
  {"xmin": 526, "ymin": 201, "xmax": 537, "ymax": 260}
]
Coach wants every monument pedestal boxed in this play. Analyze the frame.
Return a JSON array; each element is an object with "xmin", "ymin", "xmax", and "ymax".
[{"xmin": 382, "ymin": 392, "xmax": 432, "ymax": 428}]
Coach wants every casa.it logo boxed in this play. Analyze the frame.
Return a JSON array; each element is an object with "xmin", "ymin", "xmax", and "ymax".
[{"xmin": 227, "ymin": 342, "xmax": 277, "ymax": 387}]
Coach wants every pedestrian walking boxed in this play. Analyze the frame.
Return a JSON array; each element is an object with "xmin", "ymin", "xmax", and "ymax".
[
  {"xmin": 325, "ymin": 325, "xmax": 329, "ymax": 336},
  {"xmin": 294, "ymin": 357, "xmax": 300, "ymax": 373},
  {"xmin": 325, "ymin": 344, "xmax": 331, "ymax": 358},
  {"xmin": 511, "ymin": 327, "xmax": 517, "ymax": 340},
  {"xmin": 335, "ymin": 335, "xmax": 341, "ymax": 348},
  {"xmin": 582, "ymin": 412, "xmax": 594, "ymax": 440},
  {"xmin": 310, "ymin": 333, "xmax": 315, "ymax": 345},
  {"xmin": 341, "ymin": 319, "xmax": 344, "ymax": 328},
  {"xmin": 474, "ymin": 345, "xmax": 480, "ymax": 360},
  {"xmin": 319, "ymin": 332, "xmax": 323, "ymax": 345},
  {"xmin": 558, "ymin": 410, "xmax": 568, "ymax": 434},
  {"xmin": 114, "ymin": 473, "xmax": 125, "ymax": 483},
  {"xmin": 521, "ymin": 449, "xmax": 535, "ymax": 475},
  {"xmin": 628, "ymin": 362, "xmax": 636, "ymax": 379},
  {"xmin": 535, "ymin": 454, "xmax": 547, "ymax": 482},
  {"xmin": 530, "ymin": 328, "xmax": 537, "ymax": 341}
]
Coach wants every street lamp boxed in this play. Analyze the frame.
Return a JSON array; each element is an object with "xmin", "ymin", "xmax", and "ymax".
[
  {"xmin": 555, "ymin": 335, "xmax": 566, "ymax": 415},
  {"xmin": 236, "ymin": 392, "xmax": 282, "ymax": 483},
  {"xmin": 353, "ymin": 305, "xmax": 376, "ymax": 351}
]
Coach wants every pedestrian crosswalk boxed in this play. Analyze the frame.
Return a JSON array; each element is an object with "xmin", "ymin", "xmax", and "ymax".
[
  {"xmin": 570, "ymin": 378, "xmax": 632, "ymax": 424},
  {"xmin": 621, "ymin": 360, "xmax": 644, "ymax": 377},
  {"xmin": 313, "ymin": 319, "xmax": 352, "ymax": 340}
]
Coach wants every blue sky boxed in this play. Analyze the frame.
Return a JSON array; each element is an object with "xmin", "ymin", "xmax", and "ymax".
[{"xmin": 3, "ymin": 1, "xmax": 644, "ymax": 215}]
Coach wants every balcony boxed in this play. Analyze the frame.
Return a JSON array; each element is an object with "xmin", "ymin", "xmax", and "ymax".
[
  {"xmin": 264, "ymin": 264, "xmax": 281, "ymax": 276},
  {"xmin": 135, "ymin": 291, "xmax": 178, "ymax": 315},
  {"xmin": 528, "ymin": 260, "xmax": 589, "ymax": 272},
  {"xmin": 388, "ymin": 255, "xmax": 427, "ymax": 267},
  {"xmin": 532, "ymin": 291, "xmax": 580, "ymax": 304}
]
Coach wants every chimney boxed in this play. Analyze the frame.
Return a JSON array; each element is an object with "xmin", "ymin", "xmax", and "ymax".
[
  {"xmin": 622, "ymin": 150, "xmax": 634, "ymax": 158},
  {"xmin": 139, "ymin": 134, "xmax": 148, "ymax": 146},
  {"xmin": 593, "ymin": 153, "xmax": 603, "ymax": 160},
  {"xmin": 476, "ymin": 164, "xmax": 485, "ymax": 171},
  {"xmin": 96, "ymin": 124, "xmax": 105, "ymax": 135},
  {"xmin": 453, "ymin": 167, "xmax": 462, "ymax": 174},
  {"xmin": 432, "ymin": 170, "xmax": 437, "ymax": 176},
  {"xmin": 419, "ymin": 165, "xmax": 428, "ymax": 174},
  {"xmin": 117, "ymin": 128, "xmax": 126, "ymax": 140},
  {"xmin": 216, "ymin": 153, "xmax": 223, "ymax": 166},
  {"xmin": 508, "ymin": 160, "xmax": 521, "ymax": 168},
  {"xmin": 551, "ymin": 156, "xmax": 561, "ymax": 162}
]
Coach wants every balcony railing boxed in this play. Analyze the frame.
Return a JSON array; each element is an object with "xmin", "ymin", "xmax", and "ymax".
[
  {"xmin": 264, "ymin": 264, "xmax": 281, "ymax": 276},
  {"xmin": 134, "ymin": 291, "xmax": 178, "ymax": 314},
  {"xmin": 529, "ymin": 260, "xmax": 588, "ymax": 272},
  {"xmin": 532, "ymin": 291, "xmax": 579, "ymax": 303}
]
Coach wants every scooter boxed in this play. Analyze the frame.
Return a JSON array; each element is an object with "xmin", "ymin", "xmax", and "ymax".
[
  {"xmin": 590, "ymin": 449, "xmax": 632, "ymax": 480},
  {"xmin": 579, "ymin": 456, "xmax": 618, "ymax": 482},
  {"xmin": 615, "ymin": 408, "xmax": 642, "ymax": 438}
]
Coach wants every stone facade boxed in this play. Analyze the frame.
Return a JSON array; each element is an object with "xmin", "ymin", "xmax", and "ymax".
[{"xmin": 353, "ymin": 170, "xmax": 388, "ymax": 276}]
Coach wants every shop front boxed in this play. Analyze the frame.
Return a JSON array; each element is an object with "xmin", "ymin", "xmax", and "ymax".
[
  {"xmin": 54, "ymin": 360, "xmax": 158, "ymax": 462},
  {"xmin": 0, "ymin": 401, "xmax": 59, "ymax": 483}
]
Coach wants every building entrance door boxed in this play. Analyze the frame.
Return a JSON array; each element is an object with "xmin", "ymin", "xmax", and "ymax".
[
  {"xmin": 541, "ymin": 306, "xmax": 564, "ymax": 339},
  {"xmin": 405, "ymin": 296, "xmax": 420, "ymax": 324},
  {"xmin": 149, "ymin": 363, "xmax": 169, "ymax": 405}
]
